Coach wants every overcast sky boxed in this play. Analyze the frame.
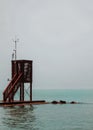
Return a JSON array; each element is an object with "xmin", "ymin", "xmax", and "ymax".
[{"xmin": 0, "ymin": 0, "xmax": 93, "ymax": 89}]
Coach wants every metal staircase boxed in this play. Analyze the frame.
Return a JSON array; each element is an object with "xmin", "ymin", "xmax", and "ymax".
[{"xmin": 3, "ymin": 72, "xmax": 23, "ymax": 102}]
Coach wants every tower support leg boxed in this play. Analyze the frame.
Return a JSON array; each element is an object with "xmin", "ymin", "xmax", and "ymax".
[
  {"xmin": 30, "ymin": 82, "xmax": 32, "ymax": 101},
  {"xmin": 20, "ymin": 83, "xmax": 24, "ymax": 101}
]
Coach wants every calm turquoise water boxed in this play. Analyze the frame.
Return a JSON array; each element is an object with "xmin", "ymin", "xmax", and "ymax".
[{"xmin": 0, "ymin": 89, "xmax": 93, "ymax": 130}]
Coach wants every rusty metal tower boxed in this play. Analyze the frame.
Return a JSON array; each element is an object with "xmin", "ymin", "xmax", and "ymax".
[
  {"xmin": 3, "ymin": 60, "xmax": 33, "ymax": 102},
  {"xmin": 3, "ymin": 39, "xmax": 33, "ymax": 102}
]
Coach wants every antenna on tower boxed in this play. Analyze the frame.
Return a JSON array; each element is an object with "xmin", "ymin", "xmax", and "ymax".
[{"xmin": 12, "ymin": 37, "xmax": 19, "ymax": 61}]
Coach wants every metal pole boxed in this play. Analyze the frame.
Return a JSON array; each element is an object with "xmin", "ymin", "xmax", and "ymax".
[
  {"xmin": 13, "ymin": 37, "xmax": 19, "ymax": 74},
  {"xmin": 13, "ymin": 37, "xmax": 19, "ymax": 61},
  {"xmin": 15, "ymin": 40, "xmax": 17, "ymax": 60}
]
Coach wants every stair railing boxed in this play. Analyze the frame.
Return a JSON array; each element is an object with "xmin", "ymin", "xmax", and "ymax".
[
  {"xmin": 8, "ymin": 73, "xmax": 23, "ymax": 100},
  {"xmin": 3, "ymin": 74, "xmax": 17, "ymax": 101}
]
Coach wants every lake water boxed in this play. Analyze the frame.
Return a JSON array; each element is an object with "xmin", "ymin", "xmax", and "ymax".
[{"xmin": 0, "ymin": 89, "xmax": 93, "ymax": 130}]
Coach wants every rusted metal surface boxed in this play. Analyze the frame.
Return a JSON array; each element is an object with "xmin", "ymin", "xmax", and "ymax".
[
  {"xmin": 0, "ymin": 100, "xmax": 46, "ymax": 107},
  {"xmin": 3, "ymin": 60, "xmax": 33, "ymax": 102}
]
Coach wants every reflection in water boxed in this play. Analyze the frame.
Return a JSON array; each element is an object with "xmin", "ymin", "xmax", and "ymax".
[{"xmin": 2, "ymin": 105, "xmax": 39, "ymax": 130}]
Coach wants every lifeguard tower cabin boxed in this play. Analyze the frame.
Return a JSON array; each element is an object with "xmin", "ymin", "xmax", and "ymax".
[{"xmin": 3, "ymin": 60, "xmax": 32, "ymax": 102}]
